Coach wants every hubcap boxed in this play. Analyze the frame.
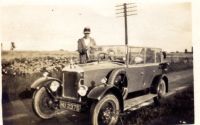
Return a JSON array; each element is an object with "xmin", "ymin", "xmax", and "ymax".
[
  {"xmin": 39, "ymin": 91, "xmax": 56, "ymax": 114},
  {"xmin": 102, "ymin": 107, "xmax": 112, "ymax": 123},
  {"xmin": 98, "ymin": 101, "xmax": 116, "ymax": 125},
  {"xmin": 157, "ymin": 80, "xmax": 166, "ymax": 96}
]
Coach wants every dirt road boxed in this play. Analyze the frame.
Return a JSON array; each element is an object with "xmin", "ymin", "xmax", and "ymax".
[{"xmin": 2, "ymin": 69, "xmax": 194, "ymax": 125}]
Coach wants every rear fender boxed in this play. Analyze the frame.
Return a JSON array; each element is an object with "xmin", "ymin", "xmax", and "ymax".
[
  {"xmin": 162, "ymin": 74, "xmax": 168, "ymax": 92},
  {"xmin": 87, "ymin": 85, "xmax": 124, "ymax": 112},
  {"xmin": 31, "ymin": 77, "xmax": 62, "ymax": 90},
  {"xmin": 151, "ymin": 74, "xmax": 168, "ymax": 93}
]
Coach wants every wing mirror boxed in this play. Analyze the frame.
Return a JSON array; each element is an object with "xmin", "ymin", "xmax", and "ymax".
[{"xmin": 135, "ymin": 56, "xmax": 143, "ymax": 64}]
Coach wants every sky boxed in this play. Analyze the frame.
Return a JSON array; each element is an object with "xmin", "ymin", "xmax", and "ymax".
[{"xmin": 0, "ymin": 0, "xmax": 192, "ymax": 52}]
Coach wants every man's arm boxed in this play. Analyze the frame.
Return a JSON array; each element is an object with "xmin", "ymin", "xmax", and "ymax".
[
  {"xmin": 78, "ymin": 39, "xmax": 83, "ymax": 54},
  {"xmin": 78, "ymin": 39, "xmax": 87, "ymax": 54},
  {"xmin": 90, "ymin": 38, "xmax": 97, "ymax": 49},
  {"xmin": 92, "ymin": 38, "xmax": 96, "ymax": 46}
]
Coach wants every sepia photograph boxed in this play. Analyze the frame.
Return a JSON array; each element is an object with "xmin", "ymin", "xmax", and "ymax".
[{"xmin": 1, "ymin": 0, "xmax": 198, "ymax": 125}]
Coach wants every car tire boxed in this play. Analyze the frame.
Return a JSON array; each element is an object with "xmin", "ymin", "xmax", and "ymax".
[
  {"xmin": 33, "ymin": 87, "xmax": 57, "ymax": 119},
  {"xmin": 90, "ymin": 94, "xmax": 120, "ymax": 125},
  {"xmin": 153, "ymin": 79, "xmax": 166, "ymax": 105}
]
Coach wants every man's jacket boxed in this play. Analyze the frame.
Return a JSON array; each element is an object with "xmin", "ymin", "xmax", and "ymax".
[{"xmin": 77, "ymin": 37, "xmax": 96, "ymax": 64}]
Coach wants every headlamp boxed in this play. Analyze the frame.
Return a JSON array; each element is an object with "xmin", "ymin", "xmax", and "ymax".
[
  {"xmin": 77, "ymin": 85, "xmax": 88, "ymax": 96},
  {"xmin": 50, "ymin": 81, "xmax": 60, "ymax": 92}
]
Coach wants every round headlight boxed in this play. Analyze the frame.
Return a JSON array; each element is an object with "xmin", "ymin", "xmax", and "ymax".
[
  {"xmin": 50, "ymin": 81, "xmax": 60, "ymax": 92},
  {"xmin": 77, "ymin": 85, "xmax": 88, "ymax": 96}
]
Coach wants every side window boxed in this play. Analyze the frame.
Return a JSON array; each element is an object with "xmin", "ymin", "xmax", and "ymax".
[
  {"xmin": 146, "ymin": 48, "xmax": 155, "ymax": 63},
  {"xmin": 129, "ymin": 47, "xmax": 144, "ymax": 65}
]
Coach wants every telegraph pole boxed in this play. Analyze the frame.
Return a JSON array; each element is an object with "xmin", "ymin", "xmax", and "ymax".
[
  {"xmin": 124, "ymin": 3, "xmax": 128, "ymax": 45},
  {"xmin": 115, "ymin": 3, "xmax": 137, "ymax": 65},
  {"xmin": 115, "ymin": 3, "xmax": 137, "ymax": 45}
]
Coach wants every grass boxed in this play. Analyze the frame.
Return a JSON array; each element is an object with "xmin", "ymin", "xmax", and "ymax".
[
  {"xmin": 117, "ymin": 86, "xmax": 194, "ymax": 125},
  {"xmin": 2, "ymin": 51, "xmax": 74, "ymax": 101}
]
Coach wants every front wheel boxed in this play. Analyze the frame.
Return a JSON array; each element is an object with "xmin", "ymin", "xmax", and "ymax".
[
  {"xmin": 33, "ymin": 87, "xmax": 58, "ymax": 119},
  {"xmin": 90, "ymin": 94, "xmax": 120, "ymax": 125}
]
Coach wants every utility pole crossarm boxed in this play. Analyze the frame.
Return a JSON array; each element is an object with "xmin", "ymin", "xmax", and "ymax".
[
  {"xmin": 115, "ymin": 2, "xmax": 137, "ymax": 45},
  {"xmin": 116, "ymin": 11, "xmax": 125, "ymax": 15},
  {"xmin": 115, "ymin": 4, "xmax": 124, "ymax": 7},
  {"xmin": 127, "ymin": 13, "xmax": 137, "ymax": 16},
  {"xmin": 115, "ymin": 8, "xmax": 124, "ymax": 11},
  {"xmin": 126, "ymin": 10, "xmax": 137, "ymax": 13}
]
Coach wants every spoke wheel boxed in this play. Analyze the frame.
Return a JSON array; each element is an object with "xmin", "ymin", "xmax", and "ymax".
[
  {"xmin": 33, "ymin": 87, "xmax": 57, "ymax": 119},
  {"xmin": 91, "ymin": 94, "xmax": 120, "ymax": 125}
]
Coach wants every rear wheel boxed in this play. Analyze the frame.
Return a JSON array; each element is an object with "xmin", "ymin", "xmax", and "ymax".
[
  {"xmin": 157, "ymin": 79, "xmax": 166, "ymax": 97},
  {"xmin": 153, "ymin": 79, "xmax": 166, "ymax": 104},
  {"xmin": 90, "ymin": 94, "xmax": 120, "ymax": 125},
  {"xmin": 33, "ymin": 87, "xmax": 58, "ymax": 119}
]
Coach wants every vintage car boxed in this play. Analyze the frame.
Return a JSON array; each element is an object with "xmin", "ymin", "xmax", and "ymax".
[{"xmin": 31, "ymin": 45, "xmax": 169, "ymax": 125}]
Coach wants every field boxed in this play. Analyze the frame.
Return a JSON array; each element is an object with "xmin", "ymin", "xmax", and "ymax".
[
  {"xmin": 117, "ymin": 86, "xmax": 194, "ymax": 125},
  {"xmin": 1, "ymin": 51, "xmax": 193, "ymax": 102},
  {"xmin": 2, "ymin": 50, "xmax": 78, "ymax": 102},
  {"xmin": 2, "ymin": 50, "xmax": 78, "ymax": 75}
]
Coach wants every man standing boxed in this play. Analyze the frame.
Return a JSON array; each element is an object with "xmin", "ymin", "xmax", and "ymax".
[{"xmin": 77, "ymin": 27, "xmax": 96, "ymax": 64}]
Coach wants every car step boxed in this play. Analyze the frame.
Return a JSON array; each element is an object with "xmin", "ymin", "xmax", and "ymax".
[{"xmin": 124, "ymin": 94, "xmax": 157, "ymax": 111}]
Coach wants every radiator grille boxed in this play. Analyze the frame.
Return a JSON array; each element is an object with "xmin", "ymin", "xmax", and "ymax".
[{"xmin": 63, "ymin": 71, "xmax": 79, "ymax": 99}]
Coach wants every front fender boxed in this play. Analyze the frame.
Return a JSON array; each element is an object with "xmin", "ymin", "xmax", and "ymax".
[
  {"xmin": 87, "ymin": 85, "xmax": 114, "ymax": 100},
  {"xmin": 31, "ymin": 77, "xmax": 62, "ymax": 90},
  {"xmin": 87, "ymin": 84, "xmax": 124, "ymax": 112}
]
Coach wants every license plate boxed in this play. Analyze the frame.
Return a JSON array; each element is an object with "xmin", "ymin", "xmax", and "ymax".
[{"xmin": 60, "ymin": 101, "xmax": 81, "ymax": 112}]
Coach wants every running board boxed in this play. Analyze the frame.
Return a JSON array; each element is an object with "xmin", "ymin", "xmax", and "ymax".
[{"xmin": 124, "ymin": 94, "xmax": 157, "ymax": 111}]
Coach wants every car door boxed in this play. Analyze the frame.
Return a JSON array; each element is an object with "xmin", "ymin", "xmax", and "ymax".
[
  {"xmin": 126, "ymin": 47, "xmax": 145, "ymax": 92},
  {"xmin": 143, "ymin": 48, "xmax": 162, "ymax": 89}
]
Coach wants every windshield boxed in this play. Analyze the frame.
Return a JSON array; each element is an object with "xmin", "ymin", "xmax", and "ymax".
[{"xmin": 90, "ymin": 45, "xmax": 126, "ymax": 63}]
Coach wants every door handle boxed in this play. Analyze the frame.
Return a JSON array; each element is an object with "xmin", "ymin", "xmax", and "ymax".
[{"xmin": 140, "ymin": 72, "xmax": 144, "ymax": 75}]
